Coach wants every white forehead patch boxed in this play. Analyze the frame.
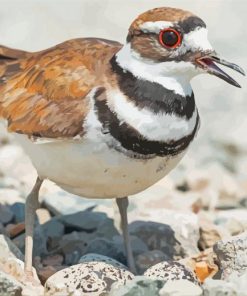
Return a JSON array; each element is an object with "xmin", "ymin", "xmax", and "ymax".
[
  {"xmin": 183, "ymin": 27, "xmax": 213, "ymax": 52},
  {"xmin": 139, "ymin": 21, "xmax": 175, "ymax": 34}
]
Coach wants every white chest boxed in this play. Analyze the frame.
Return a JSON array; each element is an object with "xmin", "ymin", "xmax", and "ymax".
[{"xmin": 15, "ymin": 134, "xmax": 185, "ymax": 199}]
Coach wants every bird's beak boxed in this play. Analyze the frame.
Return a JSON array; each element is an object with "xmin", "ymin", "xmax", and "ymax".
[{"xmin": 196, "ymin": 53, "xmax": 245, "ymax": 88}]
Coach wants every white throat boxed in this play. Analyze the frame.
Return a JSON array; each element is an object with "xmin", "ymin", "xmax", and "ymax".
[{"xmin": 115, "ymin": 43, "xmax": 194, "ymax": 97}]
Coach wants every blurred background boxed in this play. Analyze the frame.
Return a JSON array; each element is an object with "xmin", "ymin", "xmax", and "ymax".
[{"xmin": 0, "ymin": 0, "xmax": 247, "ymax": 287}]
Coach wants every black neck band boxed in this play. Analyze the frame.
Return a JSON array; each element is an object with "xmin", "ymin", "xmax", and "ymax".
[{"xmin": 110, "ymin": 56, "xmax": 195, "ymax": 119}]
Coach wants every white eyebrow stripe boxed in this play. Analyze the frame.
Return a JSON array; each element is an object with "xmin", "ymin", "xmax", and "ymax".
[{"xmin": 139, "ymin": 21, "xmax": 175, "ymax": 33}]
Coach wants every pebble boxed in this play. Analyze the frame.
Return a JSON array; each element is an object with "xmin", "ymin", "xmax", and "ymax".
[
  {"xmin": 2, "ymin": 257, "xmax": 43, "ymax": 296},
  {"xmin": 0, "ymin": 270, "xmax": 23, "ymax": 296},
  {"xmin": 144, "ymin": 261, "xmax": 199, "ymax": 285},
  {"xmin": 225, "ymin": 218, "xmax": 246, "ymax": 236},
  {"xmin": 58, "ymin": 231, "xmax": 93, "ymax": 265},
  {"xmin": 213, "ymin": 231, "xmax": 247, "ymax": 279},
  {"xmin": 136, "ymin": 250, "xmax": 168, "ymax": 274},
  {"xmin": 187, "ymin": 164, "xmax": 244, "ymax": 208},
  {"xmin": 10, "ymin": 202, "xmax": 25, "ymax": 223},
  {"xmin": 59, "ymin": 211, "xmax": 107, "ymax": 232},
  {"xmin": 0, "ymin": 204, "xmax": 14, "ymax": 225},
  {"xmin": 5, "ymin": 223, "xmax": 25, "ymax": 238},
  {"xmin": 42, "ymin": 191, "xmax": 97, "ymax": 215},
  {"xmin": 42, "ymin": 218, "xmax": 65, "ymax": 240},
  {"xmin": 215, "ymin": 209, "xmax": 247, "ymax": 235},
  {"xmin": 0, "ymin": 177, "xmax": 21, "ymax": 190},
  {"xmin": 0, "ymin": 189, "xmax": 24, "ymax": 206},
  {"xmin": 129, "ymin": 210, "xmax": 200, "ymax": 256},
  {"xmin": 0, "ymin": 234, "xmax": 24, "ymax": 263},
  {"xmin": 179, "ymin": 248, "xmax": 218, "ymax": 283},
  {"xmin": 113, "ymin": 235, "xmax": 148, "ymax": 257},
  {"xmin": 45, "ymin": 254, "xmax": 134, "ymax": 295},
  {"xmin": 216, "ymin": 209, "xmax": 247, "ymax": 224},
  {"xmin": 109, "ymin": 276, "xmax": 165, "ymax": 296},
  {"xmin": 94, "ymin": 217, "xmax": 119, "ymax": 240},
  {"xmin": 42, "ymin": 254, "xmax": 64, "ymax": 267},
  {"xmin": 13, "ymin": 222, "xmax": 47, "ymax": 257},
  {"xmin": 160, "ymin": 280, "xmax": 202, "ymax": 296},
  {"xmin": 203, "ymin": 279, "xmax": 239, "ymax": 296},
  {"xmin": 36, "ymin": 208, "xmax": 51, "ymax": 225},
  {"xmin": 129, "ymin": 221, "xmax": 183, "ymax": 259},
  {"xmin": 239, "ymin": 197, "xmax": 247, "ymax": 208},
  {"xmin": 198, "ymin": 219, "xmax": 222, "ymax": 250},
  {"xmin": 38, "ymin": 265, "xmax": 66, "ymax": 285},
  {"xmin": 0, "ymin": 222, "xmax": 7, "ymax": 235},
  {"xmin": 79, "ymin": 253, "xmax": 127, "ymax": 268},
  {"xmin": 86, "ymin": 237, "xmax": 126, "ymax": 265}
]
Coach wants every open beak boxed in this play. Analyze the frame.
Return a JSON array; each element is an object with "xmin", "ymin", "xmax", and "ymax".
[{"xmin": 196, "ymin": 53, "xmax": 245, "ymax": 88}]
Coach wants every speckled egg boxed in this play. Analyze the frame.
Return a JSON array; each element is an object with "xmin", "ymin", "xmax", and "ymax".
[
  {"xmin": 44, "ymin": 254, "xmax": 134, "ymax": 296},
  {"xmin": 144, "ymin": 261, "xmax": 199, "ymax": 285}
]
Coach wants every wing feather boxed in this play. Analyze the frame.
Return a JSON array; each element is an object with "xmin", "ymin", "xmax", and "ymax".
[{"xmin": 0, "ymin": 38, "xmax": 121, "ymax": 138}]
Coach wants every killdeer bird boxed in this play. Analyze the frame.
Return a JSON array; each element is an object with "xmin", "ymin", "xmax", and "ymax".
[{"xmin": 0, "ymin": 7, "xmax": 244, "ymax": 281}]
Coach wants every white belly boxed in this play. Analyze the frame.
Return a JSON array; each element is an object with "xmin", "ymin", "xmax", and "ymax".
[{"xmin": 15, "ymin": 134, "xmax": 185, "ymax": 198}]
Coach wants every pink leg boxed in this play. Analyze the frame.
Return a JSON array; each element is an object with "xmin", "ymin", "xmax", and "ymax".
[
  {"xmin": 24, "ymin": 177, "xmax": 43, "ymax": 278},
  {"xmin": 116, "ymin": 197, "xmax": 137, "ymax": 274}
]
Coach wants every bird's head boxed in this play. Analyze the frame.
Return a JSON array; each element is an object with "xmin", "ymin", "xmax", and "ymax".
[{"xmin": 120, "ymin": 7, "xmax": 245, "ymax": 88}]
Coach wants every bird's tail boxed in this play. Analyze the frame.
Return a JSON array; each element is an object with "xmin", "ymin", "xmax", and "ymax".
[{"xmin": 0, "ymin": 45, "xmax": 29, "ymax": 117}]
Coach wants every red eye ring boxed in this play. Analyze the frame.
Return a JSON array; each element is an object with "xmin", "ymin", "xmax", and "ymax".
[{"xmin": 159, "ymin": 28, "xmax": 182, "ymax": 49}]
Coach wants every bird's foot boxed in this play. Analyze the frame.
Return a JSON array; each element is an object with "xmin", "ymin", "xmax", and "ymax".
[
  {"xmin": 21, "ymin": 271, "xmax": 44, "ymax": 296},
  {"xmin": 22, "ymin": 270, "xmax": 40, "ymax": 285}
]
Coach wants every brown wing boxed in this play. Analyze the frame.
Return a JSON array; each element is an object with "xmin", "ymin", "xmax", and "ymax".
[{"xmin": 0, "ymin": 38, "xmax": 121, "ymax": 138}]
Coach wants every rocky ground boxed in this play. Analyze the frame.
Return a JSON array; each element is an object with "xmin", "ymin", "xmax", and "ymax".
[{"xmin": 0, "ymin": 123, "xmax": 247, "ymax": 296}]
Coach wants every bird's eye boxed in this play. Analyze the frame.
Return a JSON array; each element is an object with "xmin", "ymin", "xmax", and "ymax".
[{"xmin": 159, "ymin": 28, "xmax": 182, "ymax": 49}]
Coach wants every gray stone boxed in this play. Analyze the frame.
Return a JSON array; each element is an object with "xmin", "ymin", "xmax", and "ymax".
[
  {"xmin": 160, "ymin": 280, "xmax": 202, "ymax": 296},
  {"xmin": 86, "ymin": 238, "xmax": 126, "ymax": 265},
  {"xmin": 79, "ymin": 253, "xmax": 126, "ymax": 269},
  {"xmin": 95, "ymin": 218, "xmax": 119, "ymax": 240},
  {"xmin": 213, "ymin": 231, "xmax": 247, "ymax": 279},
  {"xmin": 136, "ymin": 250, "xmax": 169, "ymax": 274},
  {"xmin": 113, "ymin": 235, "xmax": 148, "ymax": 257},
  {"xmin": 202, "ymin": 273, "xmax": 247, "ymax": 296},
  {"xmin": 109, "ymin": 276, "xmax": 165, "ymax": 296},
  {"xmin": 59, "ymin": 231, "xmax": 93, "ymax": 265},
  {"xmin": 59, "ymin": 211, "xmax": 107, "ymax": 232},
  {"xmin": 144, "ymin": 261, "xmax": 199, "ymax": 285},
  {"xmin": 0, "ymin": 222, "xmax": 7, "ymax": 235},
  {"xmin": 0, "ymin": 270, "xmax": 23, "ymax": 296},
  {"xmin": 0, "ymin": 204, "xmax": 14, "ymax": 225},
  {"xmin": 239, "ymin": 197, "xmax": 247, "ymax": 208},
  {"xmin": 42, "ymin": 218, "xmax": 65, "ymax": 239},
  {"xmin": 10, "ymin": 202, "xmax": 25, "ymax": 223},
  {"xmin": 203, "ymin": 279, "xmax": 237, "ymax": 296},
  {"xmin": 226, "ymin": 272, "xmax": 247, "ymax": 296},
  {"xmin": 41, "ymin": 218, "xmax": 65, "ymax": 251},
  {"xmin": 13, "ymin": 221, "xmax": 47, "ymax": 257},
  {"xmin": 129, "ymin": 221, "xmax": 184, "ymax": 259},
  {"xmin": 0, "ymin": 234, "xmax": 24, "ymax": 263},
  {"xmin": 45, "ymin": 255, "xmax": 134, "ymax": 295},
  {"xmin": 224, "ymin": 218, "xmax": 247, "ymax": 236}
]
